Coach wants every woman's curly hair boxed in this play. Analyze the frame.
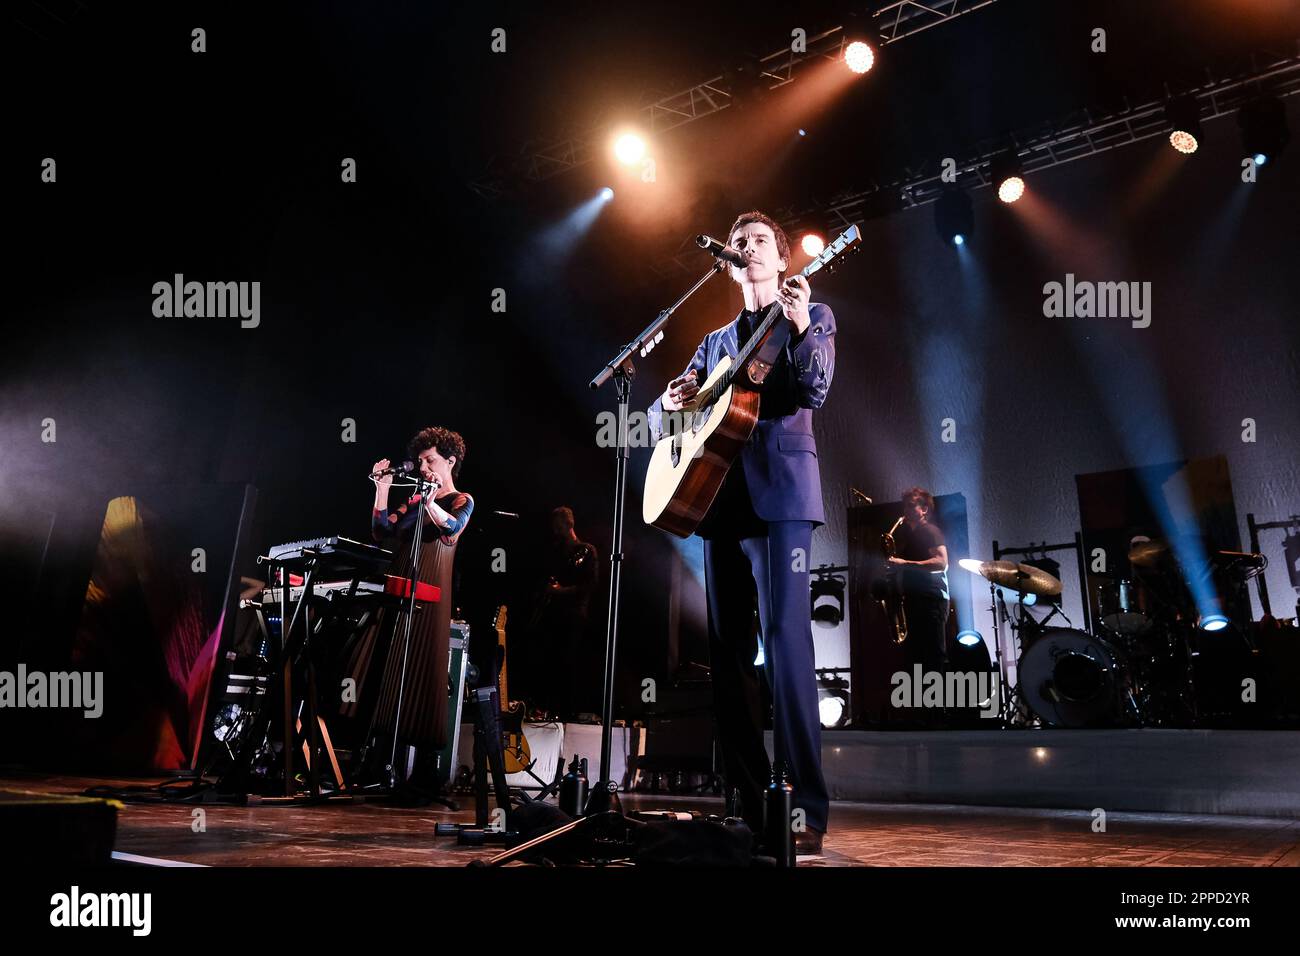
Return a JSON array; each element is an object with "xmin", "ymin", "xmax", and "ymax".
[{"xmin": 407, "ymin": 426, "xmax": 466, "ymax": 477}]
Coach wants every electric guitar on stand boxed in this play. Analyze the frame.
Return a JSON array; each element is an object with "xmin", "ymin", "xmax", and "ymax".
[
  {"xmin": 642, "ymin": 224, "xmax": 862, "ymax": 537},
  {"xmin": 492, "ymin": 606, "xmax": 531, "ymax": 773}
]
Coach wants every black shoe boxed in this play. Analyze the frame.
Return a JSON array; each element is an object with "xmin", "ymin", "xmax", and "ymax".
[{"xmin": 794, "ymin": 828, "xmax": 824, "ymax": 855}]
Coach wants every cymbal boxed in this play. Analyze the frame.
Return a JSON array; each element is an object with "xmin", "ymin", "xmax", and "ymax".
[
  {"xmin": 1128, "ymin": 538, "xmax": 1169, "ymax": 567},
  {"xmin": 958, "ymin": 558, "xmax": 1063, "ymax": 598}
]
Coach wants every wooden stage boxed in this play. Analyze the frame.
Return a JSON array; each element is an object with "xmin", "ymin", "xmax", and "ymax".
[{"xmin": 2, "ymin": 771, "xmax": 1296, "ymax": 868}]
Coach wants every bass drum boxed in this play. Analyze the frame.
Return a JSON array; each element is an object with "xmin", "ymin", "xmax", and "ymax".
[{"xmin": 1018, "ymin": 627, "xmax": 1133, "ymax": 728}]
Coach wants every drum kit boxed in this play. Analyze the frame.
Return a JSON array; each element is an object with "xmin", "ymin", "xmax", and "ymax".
[{"xmin": 959, "ymin": 538, "xmax": 1267, "ymax": 729}]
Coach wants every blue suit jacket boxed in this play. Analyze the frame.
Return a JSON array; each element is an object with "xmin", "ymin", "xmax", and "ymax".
[{"xmin": 648, "ymin": 302, "xmax": 836, "ymax": 526}]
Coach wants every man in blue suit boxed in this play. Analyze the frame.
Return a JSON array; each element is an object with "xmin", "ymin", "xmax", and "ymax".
[{"xmin": 648, "ymin": 211, "xmax": 836, "ymax": 854}]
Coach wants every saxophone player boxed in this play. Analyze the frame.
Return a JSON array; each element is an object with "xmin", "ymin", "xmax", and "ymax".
[{"xmin": 887, "ymin": 488, "xmax": 950, "ymax": 681}]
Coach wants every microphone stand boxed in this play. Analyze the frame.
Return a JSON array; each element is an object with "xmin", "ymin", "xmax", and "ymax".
[
  {"xmin": 481, "ymin": 259, "xmax": 727, "ymax": 866},
  {"xmin": 384, "ymin": 476, "xmax": 434, "ymax": 789}
]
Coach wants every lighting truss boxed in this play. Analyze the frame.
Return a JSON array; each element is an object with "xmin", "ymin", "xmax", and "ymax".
[
  {"xmin": 651, "ymin": 52, "xmax": 1300, "ymax": 275},
  {"xmin": 469, "ymin": 1, "xmax": 1000, "ymax": 198}
]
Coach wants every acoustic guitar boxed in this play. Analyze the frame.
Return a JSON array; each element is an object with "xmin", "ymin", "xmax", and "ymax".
[{"xmin": 642, "ymin": 224, "xmax": 861, "ymax": 537}]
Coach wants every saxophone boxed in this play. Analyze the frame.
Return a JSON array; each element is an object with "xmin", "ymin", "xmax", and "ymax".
[{"xmin": 880, "ymin": 516, "xmax": 908, "ymax": 644}]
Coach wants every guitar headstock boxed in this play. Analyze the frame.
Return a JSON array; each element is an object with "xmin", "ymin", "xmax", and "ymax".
[
  {"xmin": 801, "ymin": 224, "xmax": 862, "ymax": 280},
  {"xmin": 494, "ymin": 605, "xmax": 507, "ymax": 634}
]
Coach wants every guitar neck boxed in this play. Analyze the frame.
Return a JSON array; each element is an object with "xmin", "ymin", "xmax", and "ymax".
[
  {"xmin": 494, "ymin": 607, "xmax": 509, "ymax": 704},
  {"xmin": 498, "ymin": 631, "xmax": 508, "ymax": 702}
]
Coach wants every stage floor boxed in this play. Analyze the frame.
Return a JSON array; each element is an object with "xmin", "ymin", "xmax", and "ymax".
[{"xmin": 3, "ymin": 772, "xmax": 1298, "ymax": 867}]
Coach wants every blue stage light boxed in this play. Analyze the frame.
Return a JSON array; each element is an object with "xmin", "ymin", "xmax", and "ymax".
[
  {"xmin": 935, "ymin": 188, "xmax": 973, "ymax": 247},
  {"xmin": 1253, "ymin": 152, "xmax": 1267, "ymax": 167},
  {"xmin": 600, "ymin": 187, "xmax": 614, "ymax": 201},
  {"xmin": 1200, "ymin": 614, "xmax": 1230, "ymax": 632},
  {"xmin": 956, "ymin": 629, "xmax": 982, "ymax": 647}
]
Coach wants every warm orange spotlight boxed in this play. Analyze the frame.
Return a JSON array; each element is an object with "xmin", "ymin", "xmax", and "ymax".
[
  {"xmin": 801, "ymin": 233, "xmax": 825, "ymax": 257},
  {"xmin": 1169, "ymin": 130, "xmax": 1198, "ymax": 154},
  {"xmin": 997, "ymin": 176, "xmax": 1025, "ymax": 204},
  {"xmin": 1166, "ymin": 95, "xmax": 1202, "ymax": 156},
  {"xmin": 613, "ymin": 132, "xmax": 646, "ymax": 165},
  {"xmin": 844, "ymin": 41, "xmax": 875, "ymax": 75}
]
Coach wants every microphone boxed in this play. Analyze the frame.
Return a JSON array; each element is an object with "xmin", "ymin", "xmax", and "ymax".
[
  {"xmin": 696, "ymin": 234, "xmax": 746, "ymax": 268},
  {"xmin": 370, "ymin": 460, "xmax": 416, "ymax": 479},
  {"xmin": 850, "ymin": 487, "xmax": 873, "ymax": 505}
]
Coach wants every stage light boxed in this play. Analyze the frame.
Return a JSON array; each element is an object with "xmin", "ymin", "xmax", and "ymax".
[
  {"xmin": 844, "ymin": 40, "xmax": 875, "ymax": 75},
  {"xmin": 956, "ymin": 629, "xmax": 982, "ymax": 647},
  {"xmin": 798, "ymin": 128, "xmax": 807, "ymax": 137},
  {"xmin": 612, "ymin": 132, "xmax": 646, "ymax": 166},
  {"xmin": 725, "ymin": 54, "xmax": 767, "ymax": 111},
  {"xmin": 600, "ymin": 187, "xmax": 614, "ymax": 201},
  {"xmin": 1200, "ymin": 613, "xmax": 1230, "ymax": 632},
  {"xmin": 818, "ymin": 694, "xmax": 847, "ymax": 728},
  {"xmin": 1166, "ymin": 95, "xmax": 1202, "ymax": 155},
  {"xmin": 990, "ymin": 149, "xmax": 1025, "ymax": 204},
  {"xmin": 801, "ymin": 233, "xmax": 825, "ymax": 257},
  {"xmin": 817, "ymin": 670, "xmax": 851, "ymax": 729},
  {"xmin": 934, "ymin": 188, "xmax": 973, "ymax": 246},
  {"xmin": 1238, "ymin": 95, "xmax": 1289, "ymax": 167},
  {"xmin": 997, "ymin": 176, "xmax": 1025, "ymax": 204},
  {"xmin": 810, "ymin": 567, "xmax": 846, "ymax": 628}
]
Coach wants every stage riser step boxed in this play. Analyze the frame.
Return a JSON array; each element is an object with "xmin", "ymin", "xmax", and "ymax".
[{"xmin": 776, "ymin": 730, "xmax": 1300, "ymax": 818}]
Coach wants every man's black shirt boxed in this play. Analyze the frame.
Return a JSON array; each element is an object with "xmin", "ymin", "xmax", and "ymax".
[{"xmin": 895, "ymin": 521, "xmax": 949, "ymax": 600}]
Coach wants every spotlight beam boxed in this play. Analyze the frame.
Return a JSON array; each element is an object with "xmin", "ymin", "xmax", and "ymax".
[{"xmin": 652, "ymin": 54, "xmax": 1300, "ymax": 275}]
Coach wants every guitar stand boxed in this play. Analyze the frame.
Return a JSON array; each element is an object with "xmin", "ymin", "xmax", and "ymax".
[
  {"xmin": 501, "ymin": 750, "xmax": 566, "ymax": 803},
  {"xmin": 435, "ymin": 685, "xmax": 521, "ymax": 846}
]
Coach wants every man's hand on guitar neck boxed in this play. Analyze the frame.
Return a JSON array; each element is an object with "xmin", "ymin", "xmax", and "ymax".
[{"xmin": 661, "ymin": 368, "xmax": 699, "ymax": 411}]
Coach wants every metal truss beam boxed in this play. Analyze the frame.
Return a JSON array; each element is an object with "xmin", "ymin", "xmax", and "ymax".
[
  {"xmin": 470, "ymin": 1, "xmax": 1000, "ymax": 198},
  {"xmin": 651, "ymin": 52, "xmax": 1300, "ymax": 276}
]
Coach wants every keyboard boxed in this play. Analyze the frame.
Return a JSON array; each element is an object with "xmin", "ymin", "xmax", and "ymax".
[{"xmin": 265, "ymin": 536, "xmax": 394, "ymax": 573}]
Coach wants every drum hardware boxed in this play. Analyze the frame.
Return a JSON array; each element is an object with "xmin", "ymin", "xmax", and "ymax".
[
  {"xmin": 1017, "ymin": 627, "xmax": 1139, "ymax": 728},
  {"xmin": 1095, "ymin": 577, "xmax": 1153, "ymax": 639},
  {"xmin": 964, "ymin": 524, "xmax": 1298, "ymax": 730},
  {"xmin": 961, "ymin": 554, "xmax": 1068, "ymax": 727}
]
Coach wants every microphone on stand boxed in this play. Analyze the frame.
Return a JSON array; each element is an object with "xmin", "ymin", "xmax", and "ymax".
[
  {"xmin": 370, "ymin": 460, "xmax": 416, "ymax": 479},
  {"xmin": 850, "ymin": 487, "xmax": 873, "ymax": 505},
  {"xmin": 696, "ymin": 234, "xmax": 747, "ymax": 268}
]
